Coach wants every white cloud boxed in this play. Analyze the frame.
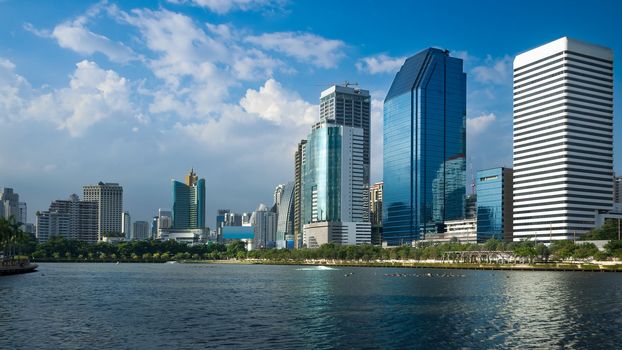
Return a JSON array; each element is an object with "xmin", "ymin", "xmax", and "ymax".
[
  {"xmin": 240, "ymin": 78, "xmax": 316, "ymax": 126},
  {"xmin": 0, "ymin": 57, "xmax": 31, "ymax": 121},
  {"xmin": 467, "ymin": 113, "xmax": 497, "ymax": 137},
  {"xmin": 168, "ymin": 0, "xmax": 282, "ymax": 14},
  {"xmin": 356, "ymin": 54, "xmax": 406, "ymax": 74},
  {"xmin": 245, "ymin": 32, "xmax": 345, "ymax": 68},
  {"xmin": 471, "ymin": 55, "xmax": 512, "ymax": 85}
]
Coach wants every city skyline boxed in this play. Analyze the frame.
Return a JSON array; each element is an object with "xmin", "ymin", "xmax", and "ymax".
[{"xmin": 1, "ymin": 1, "xmax": 621, "ymax": 228}]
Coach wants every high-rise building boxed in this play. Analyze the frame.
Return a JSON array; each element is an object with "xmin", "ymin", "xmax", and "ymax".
[
  {"xmin": 36, "ymin": 194, "xmax": 98, "ymax": 243},
  {"xmin": 319, "ymin": 85, "xmax": 371, "ymax": 199},
  {"xmin": 252, "ymin": 204, "xmax": 277, "ymax": 249},
  {"xmin": 157, "ymin": 209, "xmax": 172, "ymax": 231},
  {"xmin": 513, "ymin": 37, "xmax": 613, "ymax": 241},
  {"xmin": 614, "ymin": 175, "xmax": 622, "ymax": 204},
  {"xmin": 18, "ymin": 202, "xmax": 27, "ymax": 225},
  {"xmin": 293, "ymin": 139, "xmax": 307, "ymax": 248},
  {"xmin": 302, "ymin": 122, "xmax": 370, "ymax": 245},
  {"xmin": 83, "ymin": 182, "xmax": 123, "ymax": 241},
  {"xmin": 465, "ymin": 194, "xmax": 477, "ymax": 220},
  {"xmin": 172, "ymin": 169, "xmax": 206, "ymax": 229},
  {"xmin": 476, "ymin": 168, "xmax": 514, "ymax": 242},
  {"xmin": 122, "ymin": 212, "xmax": 131, "ymax": 240},
  {"xmin": 275, "ymin": 182, "xmax": 295, "ymax": 249},
  {"xmin": 370, "ymin": 182, "xmax": 383, "ymax": 245},
  {"xmin": 0, "ymin": 188, "xmax": 20, "ymax": 220},
  {"xmin": 133, "ymin": 221, "xmax": 150, "ymax": 240},
  {"xmin": 383, "ymin": 48, "xmax": 466, "ymax": 245}
]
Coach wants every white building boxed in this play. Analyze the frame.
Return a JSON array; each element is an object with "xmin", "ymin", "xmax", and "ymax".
[
  {"xmin": 83, "ymin": 182, "xmax": 123, "ymax": 241},
  {"xmin": 36, "ymin": 194, "xmax": 98, "ymax": 243},
  {"xmin": 513, "ymin": 37, "xmax": 614, "ymax": 241},
  {"xmin": 418, "ymin": 219, "xmax": 478, "ymax": 244}
]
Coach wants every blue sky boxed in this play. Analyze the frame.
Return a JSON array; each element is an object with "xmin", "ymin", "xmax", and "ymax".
[{"xmin": 1, "ymin": 0, "xmax": 620, "ymax": 227}]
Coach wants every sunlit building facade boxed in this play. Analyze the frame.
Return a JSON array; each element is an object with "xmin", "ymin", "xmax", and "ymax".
[
  {"xmin": 383, "ymin": 48, "xmax": 466, "ymax": 245},
  {"xmin": 172, "ymin": 169, "xmax": 206, "ymax": 229},
  {"xmin": 476, "ymin": 167, "xmax": 513, "ymax": 242}
]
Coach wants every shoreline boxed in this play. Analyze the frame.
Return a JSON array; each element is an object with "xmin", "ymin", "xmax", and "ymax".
[{"xmin": 31, "ymin": 258, "xmax": 622, "ymax": 272}]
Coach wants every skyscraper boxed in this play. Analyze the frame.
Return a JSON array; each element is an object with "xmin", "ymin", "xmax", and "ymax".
[
  {"xmin": 513, "ymin": 37, "xmax": 613, "ymax": 241},
  {"xmin": 319, "ymin": 85, "xmax": 371, "ymax": 198},
  {"xmin": 252, "ymin": 204, "xmax": 277, "ymax": 249},
  {"xmin": 133, "ymin": 221, "xmax": 150, "ymax": 240},
  {"xmin": 293, "ymin": 139, "xmax": 307, "ymax": 248},
  {"xmin": 122, "ymin": 212, "xmax": 131, "ymax": 240},
  {"xmin": 476, "ymin": 168, "xmax": 513, "ymax": 242},
  {"xmin": 36, "ymin": 194, "xmax": 98, "ymax": 243},
  {"xmin": 275, "ymin": 182, "xmax": 295, "ymax": 249},
  {"xmin": 83, "ymin": 182, "xmax": 123, "ymax": 241},
  {"xmin": 0, "ymin": 188, "xmax": 20, "ymax": 220},
  {"xmin": 615, "ymin": 175, "xmax": 622, "ymax": 204},
  {"xmin": 172, "ymin": 169, "xmax": 206, "ymax": 229},
  {"xmin": 383, "ymin": 48, "xmax": 466, "ymax": 245},
  {"xmin": 302, "ymin": 122, "xmax": 370, "ymax": 246}
]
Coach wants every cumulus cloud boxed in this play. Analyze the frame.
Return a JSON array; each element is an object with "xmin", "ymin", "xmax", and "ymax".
[
  {"xmin": 24, "ymin": 3, "xmax": 139, "ymax": 64},
  {"xmin": 0, "ymin": 58, "xmax": 31, "ymax": 121},
  {"xmin": 245, "ymin": 32, "xmax": 345, "ymax": 68},
  {"xmin": 471, "ymin": 55, "xmax": 512, "ymax": 85},
  {"xmin": 240, "ymin": 78, "xmax": 316, "ymax": 126},
  {"xmin": 467, "ymin": 113, "xmax": 497, "ymax": 137},
  {"xmin": 168, "ymin": 0, "xmax": 282, "ymax": 14},
  {"xmin": 356, "ymin": 54, "xmax": 406, "ymax": 74}
]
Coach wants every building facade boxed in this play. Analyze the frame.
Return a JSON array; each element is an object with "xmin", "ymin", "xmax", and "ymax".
[
  {"xmin": 615, "ymin": 175, "xmax": 622, "ymax": 204},
  {"xmin": 293, "ymin": 139, "xmax": 307, "ymax": 248},
  {"xmin": 122, "ymin": 212, "xmax": 131, "ymax": 240},
  {"xmin": 36, "ymin": 194, "xmax": 98, "ymax": 243},
  {"xmin": 172, "ymin": 169, "xmax": 206, "ymax": 229},
  {"xmin": 369, "ymin": 182, "xmax": 383, "ymax": 245},
  {"xmin": 252, "ymin": 204, "xmax": 277, "ymax": 249},
  {"xmin": 383, "ymin": 48, "xmax": 466, "ymax": 245},
  {"xmin": 301, "ymin": 122, "xmax": 370, "ymax": 246},
  {"xmin": 0, "ymin": 188, "xmax": 20, "ymax": 220},
  {"xmin": 133, "ymin": 221, "xmax": 150, "ymax": 240},
  {"xmin": 83, "ymin": 182, "xmax": 123, "ymax": 241},
  {"xmin": 513, "ymin": 37, "xmax": 614, "ymax": 241},
  {"xmin": 476, "ymin": 168, "xmax": 513, "ymax": 242},
  {"xmin": 275, "ymin": 182, "xmax": 295, "ymax": 249}
]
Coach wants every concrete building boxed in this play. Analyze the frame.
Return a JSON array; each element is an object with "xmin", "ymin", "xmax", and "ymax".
[
  {"xmin": 83, "ymin": 182, "xmax": 123, "ymax": 241},
  {"xmin": 419, "ymin": 218, "xmax": 477, "ymax": 244},
  {"xmin": 172, "ymin": 169, "xmax": 206, "ymax": 230},
  {"xmin": 0, "ymin": 188, "xmax": 20, "ymax": 220},
  {"xmin": 252, "ymin": 204, "xmax": 277, "ymax": 249},
  {"xmin": 615, "ymin": 175, "xmax": 622, "ymax": 204},
  {"xmin": 370, "ymin": 182, "xmax": 383, "ymax": 245},
  {"xmin": 513, "ymin": 37, "xmax": 614, "ymax": 241},
  {"xmin": 36, "ymin": 194, "xmax": 98, "ymax": 243},
  {"xmin": 476, "ymin": 168, "xmax": 514, "ymax": 242},
  {"xmin": 304, "ymin": 221, "xmax": 372, "ymax": 248},
  {"xmin": 132, "ymin": 221, "xmax": 150, "ymax": 240},
  {"xmin": 383, "ymin": 48, "xmax": 466, "ymax": 244}
]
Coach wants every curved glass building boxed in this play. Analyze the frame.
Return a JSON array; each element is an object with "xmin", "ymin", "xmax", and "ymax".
[{"xmin": 383, "ymin": 48, "xmax": 466, "ymax": 245}]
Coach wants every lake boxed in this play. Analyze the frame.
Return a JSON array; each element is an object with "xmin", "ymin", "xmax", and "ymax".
[{"xmin": 1, "ymin": 263, "xmax": 621, "ymax": 349}]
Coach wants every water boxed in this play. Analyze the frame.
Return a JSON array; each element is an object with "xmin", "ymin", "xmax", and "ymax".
[{"xmin": 1, "ymin": 263, "xmax": 621, "ymax": 349}]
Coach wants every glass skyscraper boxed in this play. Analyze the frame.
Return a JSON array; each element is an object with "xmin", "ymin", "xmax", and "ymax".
[
  {"xmin": 383, "ymin": 48, "xmax": 466, "ymax": 245},
  {"xmin": 172, "ymin": 169, "xmax": 206, "ymax": 229},
  {"xmin": 476, "ymin": 167, "xmax": 513, "ymax": 241}
]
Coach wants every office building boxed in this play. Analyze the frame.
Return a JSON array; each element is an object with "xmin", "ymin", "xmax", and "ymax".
[
  {"xmin": 293, "ymin": 139, "xmax": 307, "ymax": 248},
  {"xmin": 383, "ymin": 48, "xmax": 466, "ymax": 245},
  {"xmin": 36, "ymin": 194, "xmax": 98, "ymax": 243},
  {"xmin": 252, "ymin": 204, "xmax": 277, "ymax": 249},
  {"xmin": 83, "ymin": 182, "xmax": 123, "ymax": 241},
  {"xmin": 513, "ymin": 37, "xmax": 614, "ymax": 241},
  {"xmin": 172, "ymin": 169, "xmax": 206, "ymax": 229},
  {"xmin": 122, "ymin": 212, "xmax": 131, "ymax": 240},
  {"xmin": 302, "ymin": 122, "xmax": 371, "ymax": 246},
  {"xmin": 275, "ymin": 182, "xmax": 295, "ymax": 249},
  {"xmin": 18, "ymin": 202, "xmax": 27, "ymax": 225},
  {"xmin": 418, "ymin": 218, "xmax": 477, "ymax": 244},
  {"xmin": 476, "ymin": 168, "xmax": 513, "ymax": 242},
  {"xmin": 320, "ymin": 84, "xmax": 371, "ymax": 212},
  {"xmin": 465, "ymin": 194, "xmax": 477, "ymax": 220},
  {"xmin": 133, "ymin": 221, "xmax": 150, "ymax": 240},
  {"xmin": 0, "ymin": 188, "xmax": 20, "ymax": 220},
  {"xmin": 614, "ymin": 175, "xmax": 622, "ymax": 204}
]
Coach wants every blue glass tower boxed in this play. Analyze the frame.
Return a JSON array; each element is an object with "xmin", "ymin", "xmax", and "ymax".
[
  {"xmin": 476, "ymin": 167, "xmax": 513, "ymax": 241},
  {"xmin": 383, "ymin": 48, "xmax": 466, "ymax": 245},
  {"xmin": 172, "ymin": 169, "xmax": 206, "ymax": 229}
]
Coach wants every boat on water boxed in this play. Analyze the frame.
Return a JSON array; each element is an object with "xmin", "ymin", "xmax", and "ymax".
[{"xmin": 0, "ymin": 257, "xmax": 38, "ymax": 276}]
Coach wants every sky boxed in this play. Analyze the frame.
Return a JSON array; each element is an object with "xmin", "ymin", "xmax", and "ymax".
[{"xmin": 1, "ymin": 0, "xmax": 620, "ymax": 228}]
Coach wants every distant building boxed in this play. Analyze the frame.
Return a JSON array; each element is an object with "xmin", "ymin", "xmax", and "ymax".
[
  {"xmin": 615, "ymin": 175, "xmax": 622, "ymax": 204},
  {"xmin": 157, "ymin": 209, "xmax": 172, "ymax": 236},
  {"xmin": 151, "ymin": 216, "xmax": 158, "ymax": 239},
  {"xmin": 419, "ymin": 218, "xmax": 477, "ymax": 244},
  {"xmin": 18, "ymin": 202, "xmax": 27, "ymax": 225},
  {"xmin": 36, "ymin": 194, "xmax": 98, "ymax": 243},
  {"xmin": 275, "ymin": 182, "xmax": 295, "ymax": 249},
  {"xmin": 133, "ymin": 221, "xmax": 150, "ymax": 240},
  {"xmin": 0, "ymin": 188, "xmax": 20, "ymax": 220},
  {"xmin": 172, "ymin": 169, "xmax": 206, "ymax": 229},
  {"xmin": 305, "ymin": 221, "xmax": 372, "ymax": 248},
  {"xmin": 122, "ymin": 212, "xmax": 131, "ymax": 240},
  {"xmin": 83, "ymin": 182, "xmax": 123, "ymax": 241},
  {"xmin": 241, "ymin": 212, "xmax": 252, "ymax": 226},
  {"xmin": 383, "ymin": 48, "xmax": 466, "ymax": 245},
  {"xmin": 477, "ymin": 168, "xmax": 513, "ymax": 242},
  {"xmin": 252, "ymin": 204, "xmax": 277, "ymax": 249},
  {"xmin": 293, "ymin": 139, "xmax": 307, "ymax": 248},
  {"xmin": 465, "ymin": 194, "xmax": 477, "ymax": 220},
  {"xmin": 513, "ymin": 37, "xmax": 613, "ymax": 241}
]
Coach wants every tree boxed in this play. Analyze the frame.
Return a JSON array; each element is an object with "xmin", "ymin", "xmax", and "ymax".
[{"xmin": 550, "ymin": 240, "xmax": 576, "ymax": 260}]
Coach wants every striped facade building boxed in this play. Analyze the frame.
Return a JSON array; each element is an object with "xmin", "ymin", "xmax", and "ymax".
[{"xmin": 513, "ymin": 37, "xmax": 614, "ymax": 241}]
